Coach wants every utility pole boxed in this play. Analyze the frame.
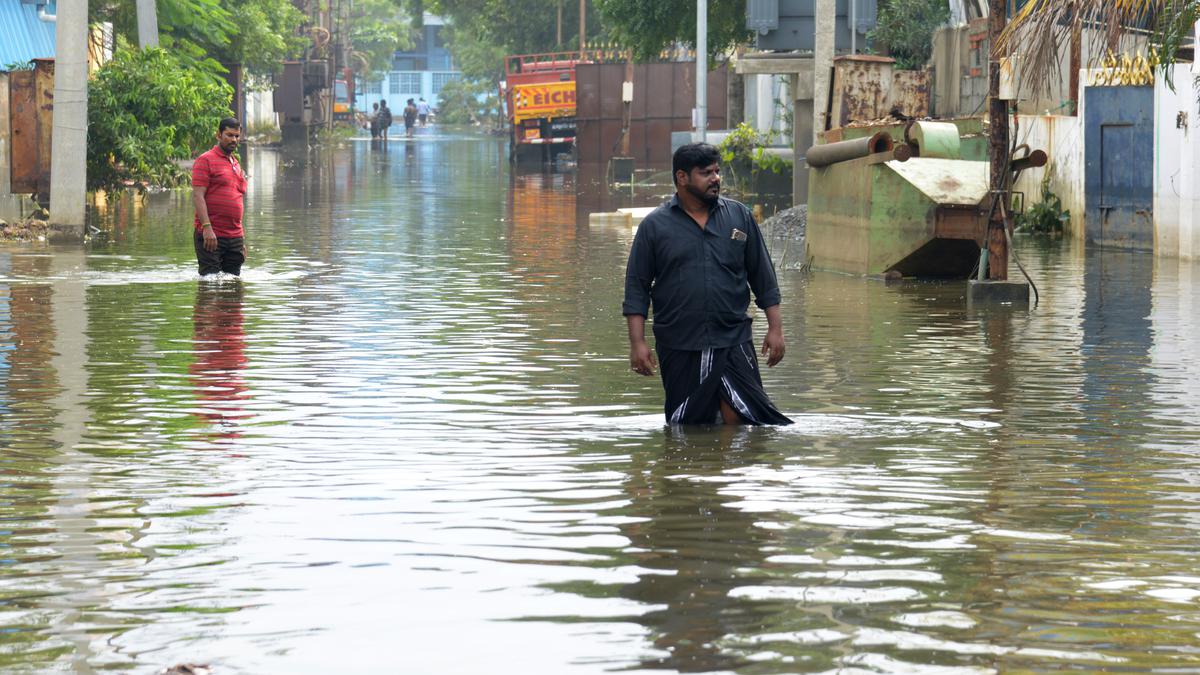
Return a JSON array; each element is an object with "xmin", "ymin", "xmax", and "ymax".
[
  {"xmin": 813, "ymin": 0, "xmax": 834, "ymax": 144},
  {"xmin": 136, "ymin": 0, "xmax": 159, "ymax": 48},
  {"xmin": 48, "ymin": 0, "xmax": 88, "ymax": 240},
  {"xmin": 696, "ymin": 0, "xmax": 707, "ymax": 142},
  {"xmin": 849, "ymin": 0, "xmax": 857, "ymax": 54},
  {"xmin": 986, "ymin": 0, "xmax": 1009, "ymax": 280},
  {"xmin": 557, "ymin": 1, "xmax": 563, "ymax": 48}
]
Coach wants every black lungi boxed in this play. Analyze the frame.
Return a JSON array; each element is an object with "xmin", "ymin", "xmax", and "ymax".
[
  {"xmin": 194, "ymin": 233, "xmax": 245, "ymax": 276},
  {"xmin": 657, "ymin": 341, "xmax": 792, "ymax": 426}
]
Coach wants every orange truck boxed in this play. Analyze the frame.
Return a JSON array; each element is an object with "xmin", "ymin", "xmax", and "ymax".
[{"xmin": 501, "ymin": 51, "xmax": 595, "ymax": 163}]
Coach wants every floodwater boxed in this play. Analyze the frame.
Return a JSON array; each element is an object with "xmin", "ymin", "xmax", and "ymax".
[{"xmin": 2, "ymin": 133, "xmax": 1200, "ymax": 674}]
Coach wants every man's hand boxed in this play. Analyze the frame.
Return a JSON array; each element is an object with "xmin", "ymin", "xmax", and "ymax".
[
  {"xmin": 202, "ymin": 225, "xmax": 218, "ymax": 252},
  {"xmin": 761, "ymin": 326, "xmax": 785, "ymax": 367},
  {"xmin": 630, "ymin": 340, "xmax": 657, "ymax": 377}
]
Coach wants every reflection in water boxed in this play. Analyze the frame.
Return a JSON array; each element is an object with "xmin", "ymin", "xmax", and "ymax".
[
  {"xmin": 2, "ymin": 138, "xmax": 1200, "ymax": 672},
  {"xmin": 619, "ymin": 428, "xmax": 776, "ymax": 672},
  {"xmin": 190, "ymin": 282, "xmax": 249, "ymax": 441}
]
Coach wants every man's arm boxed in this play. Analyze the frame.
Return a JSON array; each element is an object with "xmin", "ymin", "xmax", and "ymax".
[
  {"xmin": 191, "ymin": 157, "xmax": 218, "ymax": 253},
  {"xmin": 627, "ymin": 314, "xmax": 656, "ymax": 376},
  {"xmin": 742, "ymin": 206, "xmax": 784, "ymax": 366},
  {"xmin": 191, "ymin": 186, "xmax": 217, "ymax": 253},
  {"xmin": 623, "ymin": 222, "xmax": 656, "ymax": 376},
  {"xmin": 761, "ymin": 304, "xmax": 784, "ymax": 367}
]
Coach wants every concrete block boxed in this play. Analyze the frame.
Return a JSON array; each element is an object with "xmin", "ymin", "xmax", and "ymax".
[{"xmin": 967, "ymin": 280, "xmax": 1030, "ymax": 306}]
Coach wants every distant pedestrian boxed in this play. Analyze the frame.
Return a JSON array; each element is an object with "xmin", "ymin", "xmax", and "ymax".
[
  {"xmin": 417, "ymin": 97, "xmax": 431, "ymax": 127},
  {"xmin": 403, "ymin": 98, "xmax": 418, "ymax": 137},
  {"xmin": 369, "ymin": 102, "xmax": 381, "ymax": 138},
  {"xmin": 622, "ymin": 143, "xmax": 791, "ymax": 425},
  {"xmin": 191, "ymin": 117, "xmax": 248, "ymax": 277},
  {"xmin": 378, "ymin": 100, "xmax": 393, "ymax": 141}
]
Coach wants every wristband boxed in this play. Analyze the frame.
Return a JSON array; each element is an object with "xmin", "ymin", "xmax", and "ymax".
[{"xmin": 202, "ymin": 223, "xmax": 213, "ymax": 229}]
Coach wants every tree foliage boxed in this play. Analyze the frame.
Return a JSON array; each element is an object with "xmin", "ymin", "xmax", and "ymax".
[
  {"xmin": 436, "ymin": 77, "xmax": 500, "ymax": 124},
  {"xmin": 595, "ymin": 0, "xmax": 749, "ymax": 61},
  {"xmin": 870, "ymin": 0, "xmax": 950, "ymax": 70},
  {"xmin": 89, "ymin": 0, "xmax": 306, "ymax": 79},
  {"xmin": 351, "ymin": 0, "xmax": 415, "ymax": 77},
  {"xmin": 88, "ymin": 48, "xmax": 234, "ymax": 191},
  {"xmin": 427, "ymin": 0, "xmax": 603, "ymax": 82}
]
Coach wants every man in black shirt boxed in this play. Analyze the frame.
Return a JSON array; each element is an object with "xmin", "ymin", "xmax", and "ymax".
[{"xmin": 623, "ymin": 143, "xmax": 792, "ymax": 425}]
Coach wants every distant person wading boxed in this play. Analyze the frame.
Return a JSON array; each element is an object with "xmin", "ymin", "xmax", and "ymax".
[
  {"xmin": 191, "ymin": 117, "xmax": 248, "ymax": 277},
  {"xmin": 623, "ymin": 143, "xmax": 792, "ymax": 426}
]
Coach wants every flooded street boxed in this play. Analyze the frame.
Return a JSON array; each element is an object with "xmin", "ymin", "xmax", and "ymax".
[{"xmin": 3, "ymin": 134, "xmax": 1200, "ymax": 673}]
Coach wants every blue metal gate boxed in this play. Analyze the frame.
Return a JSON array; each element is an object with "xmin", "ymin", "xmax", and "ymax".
[{"xmin": 1084, "ymin": 86, "xmax": 1154, "ymax": 250}]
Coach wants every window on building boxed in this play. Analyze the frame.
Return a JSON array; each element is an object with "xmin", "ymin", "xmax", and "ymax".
[
  {"xmin": 431, "ymin": 72, "xmax": 461, "ymax": 95},
  {"xmin": 389, "ymin": 72, "xmax": 402, "ymax": 94},
  {"xmin": 400, "ymin": 72, "xmax": 422, "ymax": 94},
  {"xmin": 362, "ymin": 78, "xmax": 382, "ymax": 95}
]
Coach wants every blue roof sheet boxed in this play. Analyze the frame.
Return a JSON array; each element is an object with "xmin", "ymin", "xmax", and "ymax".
[{"xmin": 0, "ymin": 1, "xmax": 57, "ymax": 68}]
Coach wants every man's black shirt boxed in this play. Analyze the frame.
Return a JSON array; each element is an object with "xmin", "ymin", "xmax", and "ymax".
[{"xmin": 622, "ymin": 195, "xmax": 781, "ymax": 351}]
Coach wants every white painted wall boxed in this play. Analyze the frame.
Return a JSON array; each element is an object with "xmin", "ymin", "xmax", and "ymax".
[
  {"xmin": 1012, "ymin": 114, "xmax": 1086, "ymax": 240},
  {"xmin": 246, "ymin": 89, "xmax": 278, "ymax": 131},
  {"xmin": 1154, "ymin": 64, "xmax": 1200, "ymax": 261}
]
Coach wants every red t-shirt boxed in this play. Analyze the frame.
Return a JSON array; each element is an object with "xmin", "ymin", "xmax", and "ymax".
[{"xmin": 192, "ymin": 146, "xmax": 247, "ymax": 238}]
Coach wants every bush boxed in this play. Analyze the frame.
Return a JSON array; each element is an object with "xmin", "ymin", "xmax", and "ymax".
[
  {"xmin": 1014, "ymin": 172, "xmax": 1069, "ymax": 235},
  {"xmin": 717, "ymin": 123, "xmax": 791, "ymax": 176},
  {"xmin": 88, "ymin": 48, "xmax": 233, "ymax": 191},
  {"xmin": 869, "ymin": 0, "xmax": 950, "ymax": 70},
  {"xmin": 436, "ymin": 78, "xmax": 498, "ymax": 126}
]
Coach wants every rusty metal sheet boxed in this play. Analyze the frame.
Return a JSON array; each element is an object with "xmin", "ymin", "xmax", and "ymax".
[
  {"xmin": 831, "ymin": 55, "xmax": 894, "ymax": 128},
  {"xmin": 645, "ymin": 64, "xmax": 674, "ymax": 120},
  {"xmin": 575, "ymin": 118, "xmax": 600, "ymax": 164},
  {"xmin": 33, "ymin": 58, "xmax": 54, "ymax": 196},
  {"xmin": 8, "ymin": 69, "xmax": 38, "ymax": 194},
  {"xmin": 892, "ymin": 70, "xmax": 930, "ymax": 119},
  {"xmin": 575, "ymin": 63, "xmax": 600, "ymax": 122},
  {"xmin": 599, "ymin": 63, "xmax": 623, "ymax": 120},
  {"xmin": 886, "ymin": 158, "xmax": 988, "ymax": 206},
  {"xmin": 575, "ymin": 61, "xmax": 727, "ymax": 164}
]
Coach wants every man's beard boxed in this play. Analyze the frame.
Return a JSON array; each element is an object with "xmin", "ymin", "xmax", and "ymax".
[{"xmin": 686, "ymin": 182, "xmax": 719, "ymax": 205}]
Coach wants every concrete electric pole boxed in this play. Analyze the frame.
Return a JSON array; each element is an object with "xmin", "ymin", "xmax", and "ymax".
[
  {"xmin": 136, "ymin": 0, "xmax": 159, "ymax": 48},
  {"xmin": 813, "ymin": 0, "xmax": 835, "ymax": 145},
  {"xmin": 48, "ymin": 0, "xmax": 89, "ymax": 240}
]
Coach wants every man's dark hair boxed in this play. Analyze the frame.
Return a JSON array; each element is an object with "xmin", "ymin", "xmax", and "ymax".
[
  {"xmin": 673, "ymin": 143, "xmax": 720, "ymax": 184},
  {"xmin": 219, "ymin": 117, "xmax": 241, "ymax": 133}
]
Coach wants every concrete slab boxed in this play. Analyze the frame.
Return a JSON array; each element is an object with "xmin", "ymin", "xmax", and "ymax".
[
  {"xmin": 968, "ymin": 280, "xmax": 1030, "ymax": 306},
  {"xmin": 588, "ymin": 207, "xmax": 655, "ymax": 228}
]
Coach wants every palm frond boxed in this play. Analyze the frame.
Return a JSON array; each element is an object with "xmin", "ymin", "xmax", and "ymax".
[{"xmin": 995, "ymin": 0, "xmax": 1195, "ymax": 94}]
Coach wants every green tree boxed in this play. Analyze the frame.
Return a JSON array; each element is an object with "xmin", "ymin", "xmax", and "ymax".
[
  {"xmin": 351, "ymin": 0, "xmax": 415, "ymax": 76},
  {"xmin": 870, "ymin": 0, "xmax": 950, "ymax": 69},
  {"xmin": 436, "ymin": 77, "xmax": 500, "ymax": 124},
  {"xmin": 595, "ymin": 0, "xmax": 748, "ymax": 61},
  {"xmin": 428, "ymin": 0, "xmax": 604, "ymax": 82},
  {"xmin": 89, "ymin": 0, "xmax": 306, "ymax": 79},
  {"xmin": 88, "ymin": 48, "xmax": 234, "ymax": 192}
]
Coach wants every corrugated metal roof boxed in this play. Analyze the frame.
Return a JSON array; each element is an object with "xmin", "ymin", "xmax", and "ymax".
[{"xmin": 0, "ymin": 0, "xmax": 57, "ymax": 68}]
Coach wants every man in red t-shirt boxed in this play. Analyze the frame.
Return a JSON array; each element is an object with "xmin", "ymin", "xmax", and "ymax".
[{"xmin": 192, "ymin": 117, "xmax": 248, "ymax": 276}]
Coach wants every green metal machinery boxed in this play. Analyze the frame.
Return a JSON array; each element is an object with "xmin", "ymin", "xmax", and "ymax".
[{"xmin": 806, "ymin": 119, "xmax": 1038, "ymax": 279}]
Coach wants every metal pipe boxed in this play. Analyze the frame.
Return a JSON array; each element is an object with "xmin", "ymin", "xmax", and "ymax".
[
  {"xmin": 804, "ymin": 131, "xmax": 894, "ymax": 168},
  {"xmin": 696, "ymin": 0, "xmax": 707, "ymax": 142},
  {"xmin": 850, "ymin": 0, "xmax": 857, "ymax": 54}
]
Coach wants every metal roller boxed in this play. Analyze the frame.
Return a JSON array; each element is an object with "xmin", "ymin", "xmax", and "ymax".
[{"xmin": 805, "ymin": 131, "xmax": 895, "ymax": 168}]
